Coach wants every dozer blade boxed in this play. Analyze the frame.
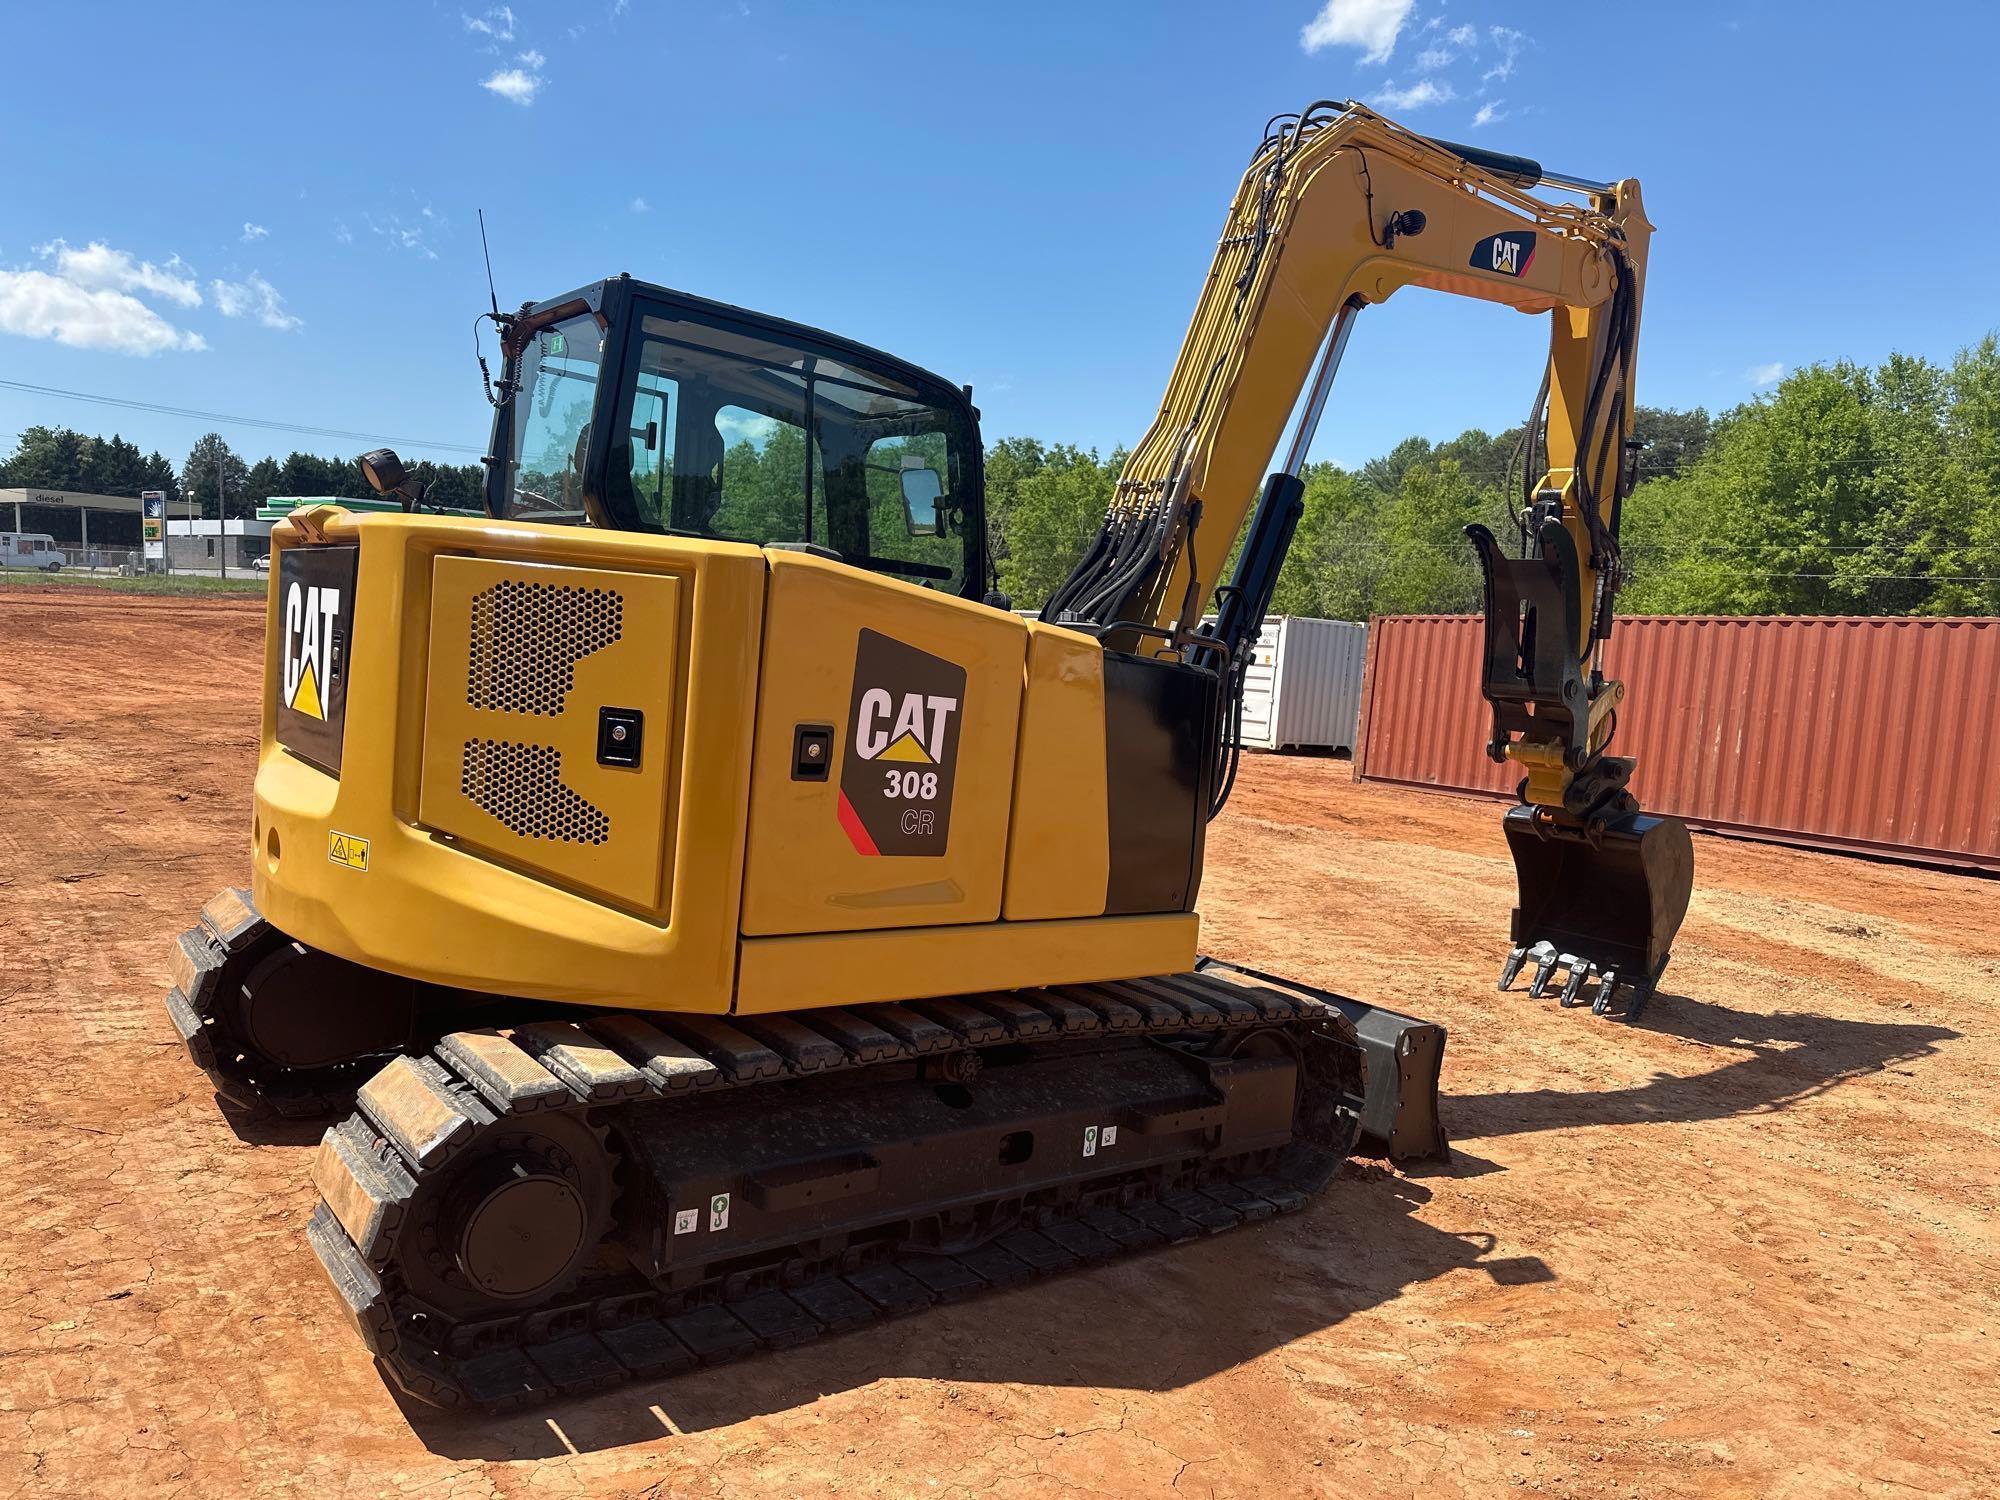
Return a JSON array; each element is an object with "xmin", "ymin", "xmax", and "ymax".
[
  {"xmin": 1197, "ymin": 958, "xmax": 1448, "ymax": 1162},
  {"xmin": 1496, "ymin": 803, "xmax": 1693, "ymax": 1019}
]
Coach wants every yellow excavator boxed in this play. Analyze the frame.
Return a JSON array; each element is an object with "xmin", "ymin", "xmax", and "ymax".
[{"xmin": 163, "ymin": 100, "xmax": 1688, "ymax": 1408}]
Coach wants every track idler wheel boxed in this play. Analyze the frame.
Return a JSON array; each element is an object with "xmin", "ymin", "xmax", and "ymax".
[
  {"xmin": 165, "ymin": 888, "xmax": 423, "ymax": 1117},
  {"xmin": 1494, "ymin": 803, "xmax": 1694, "ymax": 1020},
  {"xmin": 400, "ymin": 1113, "xmax": 616, "ymax": 1320}
]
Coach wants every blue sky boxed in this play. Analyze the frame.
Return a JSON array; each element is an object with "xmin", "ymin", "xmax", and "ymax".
[{"xmin": 4, "ymin": 0, "xmax": 1997, "ymax": 480}]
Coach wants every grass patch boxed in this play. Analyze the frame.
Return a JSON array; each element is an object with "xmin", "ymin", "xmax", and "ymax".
[{"xmin": 0, "ymin": 570, "xmax": 267, "ymax": 597}]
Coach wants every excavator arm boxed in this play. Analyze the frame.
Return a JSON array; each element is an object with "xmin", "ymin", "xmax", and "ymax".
[{"xmin": 1050, "ymin": 100, "xmax": 1692, "ymax": 1017}]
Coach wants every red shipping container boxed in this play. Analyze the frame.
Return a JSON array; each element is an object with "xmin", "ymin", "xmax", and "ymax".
[{"xmin": 1355, "ymin": 615, "xmax": 2000, "ymax": 870}]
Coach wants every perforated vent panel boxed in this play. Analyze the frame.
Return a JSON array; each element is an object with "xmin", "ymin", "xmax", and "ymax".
[
  {"xmin": 423, "ymin": 555, "xmax": 678, "ymax": 910},
  {"xmin": 467, "ymin": 580, "xmax": 625, "ymax": 716},
  {"xmin": 459, "ymin": 739, "xmax": 610, "ymax": 845}
]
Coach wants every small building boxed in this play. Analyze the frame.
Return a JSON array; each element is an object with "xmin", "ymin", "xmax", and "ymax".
[
  {"xmin": 0, "ymin": 487, "xmax": 147, "ymax": 549},
  {"xmin": 166, "ymin": 518, "xmax": 275, "ymax": 572}
]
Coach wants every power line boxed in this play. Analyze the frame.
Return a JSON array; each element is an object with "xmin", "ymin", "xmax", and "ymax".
[{"xmin": 0, "ymin": 378, "xmax": 483, "ymax": 456}]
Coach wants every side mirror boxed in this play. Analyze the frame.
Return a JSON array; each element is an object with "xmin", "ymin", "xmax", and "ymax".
[{"xmin": 900, "ymin": 462, "xmax": 945, "ymax": 537}]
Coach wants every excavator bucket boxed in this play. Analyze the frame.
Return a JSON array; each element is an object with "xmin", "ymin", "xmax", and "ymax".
[{"xmin": 1495, "ymin": 804, "xmax": 1694, "ymax": 1018}]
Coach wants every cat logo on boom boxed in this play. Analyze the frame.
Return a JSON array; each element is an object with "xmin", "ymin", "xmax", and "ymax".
[
  {"xmin": 1470, "ymin": 230, "xmax": 1536, "ymax": 278},
  {"xmin": 837, "ymin": 629, "xmax": 965, "ymax": 857}
]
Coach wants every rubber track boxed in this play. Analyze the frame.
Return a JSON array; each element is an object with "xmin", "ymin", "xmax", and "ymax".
[
  {"xmin": 308, "ymin": 971, "xmax": 1365, "ymax": 1410},
  {"xmin": 163, "ymin": 889, "xmax": 374, "ymax": 1118}
]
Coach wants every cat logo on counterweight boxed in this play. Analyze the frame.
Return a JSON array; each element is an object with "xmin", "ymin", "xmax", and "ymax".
[
  {"xmin": 837, "ymin": 629, "xmax": 965, "ymax": 857},
  {"xmin": 275, "ymin": 544, "xmax": 358, "ymax": 775},
  {"xmin": 283, "ymin": 581, "xmax": 340, "ymax": 720}
]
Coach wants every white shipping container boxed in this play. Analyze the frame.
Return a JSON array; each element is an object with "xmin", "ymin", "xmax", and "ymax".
[{"xmin": 1236, "ymin": 616, "xmax": 1368, "ymax": 752}]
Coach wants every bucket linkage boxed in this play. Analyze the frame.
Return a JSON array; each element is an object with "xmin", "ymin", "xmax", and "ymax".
[{"xmin": 1467, "ymin": 518, "xmax": 1695, "ymax": 1020}]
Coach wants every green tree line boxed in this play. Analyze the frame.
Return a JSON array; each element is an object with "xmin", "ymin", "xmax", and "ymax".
[
  {"xmin": 6, "ymin": 336, "xmax": 1996, "ymax": 615},
  {"xmin": 0, "ymin": 426, "xmax": 485, "ymax": 519},
  {"xmin": 991, "ymin": 337, "xmax": 2000, "ymax": 618}
]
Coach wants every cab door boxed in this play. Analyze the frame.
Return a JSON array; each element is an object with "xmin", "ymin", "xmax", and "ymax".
[{"xmin": 738, "ymin": 551, "xmax": 1026, "ymax": 935}]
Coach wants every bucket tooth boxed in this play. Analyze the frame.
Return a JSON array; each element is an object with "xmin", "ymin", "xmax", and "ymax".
[
  {"xmin": 1620, "ymin": 959, "xmax": 1667, "ymax": 1021},
  {"xmin": 1527, "ymin": 944, "xmax": 1561, "ymax": 998},
  {"xmin": 1592, "ymin": 970, "xmax": 1620, "ymax": 1016},
  {"xmin": 1497, "ymin": 945, "xmax": 1530, "ymax": 991},
  {"xmin": 1558, "ymin": 961, "xmax": 1592, "ymax": 1009}
]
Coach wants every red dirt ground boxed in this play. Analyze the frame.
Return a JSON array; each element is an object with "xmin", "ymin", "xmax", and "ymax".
[{"xmin": 2, "ymin": 585, "xmax": 1996, "ymax": 1499}]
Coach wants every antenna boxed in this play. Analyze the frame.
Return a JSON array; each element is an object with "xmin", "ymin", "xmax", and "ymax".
[{"xmin": 477, "ymin": 209, "xmax": 501, "ymax": 319}]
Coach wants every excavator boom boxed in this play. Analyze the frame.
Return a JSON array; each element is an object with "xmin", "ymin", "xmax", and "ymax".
[{"xmin": 1049, "ymin": 99, "xmax": 1692, "ymax": 1017}]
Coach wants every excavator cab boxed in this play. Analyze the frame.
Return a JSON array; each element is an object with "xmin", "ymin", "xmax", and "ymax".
[{"xmin": 481, "ymin": 276, "xmax": 987, "ymax": 597}]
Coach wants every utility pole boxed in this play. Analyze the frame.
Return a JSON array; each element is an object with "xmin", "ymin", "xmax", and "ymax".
[{"xmin": 216, "ymin": 449, "xmax": 226, "ymax": 577}]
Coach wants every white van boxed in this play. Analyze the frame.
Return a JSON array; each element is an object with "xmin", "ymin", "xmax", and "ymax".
[{"xmin": 1, "ymin": 533, "xmax": 66, "ymax": 571}]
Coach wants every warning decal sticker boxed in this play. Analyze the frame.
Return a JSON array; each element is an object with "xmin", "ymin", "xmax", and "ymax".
[{"xmin": 837, "ymin": 628, "xmax": 965, "ymax": 858}]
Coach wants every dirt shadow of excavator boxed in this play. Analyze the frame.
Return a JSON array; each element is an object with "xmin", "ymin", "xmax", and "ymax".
[
  {"xmin": 397, "ymin": 1167, "xmax": 1514, "ymax": 1457},
  {"xmin": 399, "ymin": 995, "xmax": 1954, "ymax": 1458},
  {"xmin": 1451, "ymin": 992, "xmax": 1958, "ymax": 1142}
]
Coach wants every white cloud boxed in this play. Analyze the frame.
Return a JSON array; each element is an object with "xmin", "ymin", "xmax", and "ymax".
[
  {"xmin": 463, "ymin": 6, "xmax": 515, "ymax": 41},
  {"xmin": 335, "ymin": 222, "xmax": 354, "ymax": 245},
  {"xmin": 211, "ymin": 272, "xmax": 303, "ymax": 332},
  {"xmin": 1416, "ymin": 20, "xmax": 1481, "ymax": 71},
  {"xmin": 1375, "ymin": 78, "xmax": 1455, "ymax": 110},
  {"xmin": 481, "ymin": 39, "xmax": 546, "ymax": 105},
  {"xmin": 241, "ymin": 221, "xmax": 269, "ymax": 243},
  {"xmin": 1300, "ymin": 0, "xmax": 1414, "ymax": 65},
  {"xmin": 36, "ymin": 239, "xmax": 202, "ymax": 308},
  {"xmin": 0, "ymin": 268, "xmax": 206, "ymax": 355},
  {"xmin": 629, "ymin": 196, "xmax": 650, "ymax": 213},
  {"xmin": 1484, "ymin": 26, "xmax": 1527, "ymax": 82},
  {"xmin": 1472, "ymin": 100, "xmax": 1506, "ymax": 127},
  {"xmin": 1749, "ymin": 361, "xmax": 1785, "ymax": 388},
  {"xmin": 367, "ymin": 213, "xmax": 439, "ymax": 261},
  {"xmin": 482, "ymin": 66, "xmax": 541, "ymax": 104}
]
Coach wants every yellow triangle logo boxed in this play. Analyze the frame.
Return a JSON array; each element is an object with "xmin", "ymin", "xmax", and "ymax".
[
  {"xmin": 877, "ymin": 730, "xmax": 933, "ymax": 764},
  {"xmin": 292, "ymin": 660, "xmax": 324, "ymax": 720}
]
